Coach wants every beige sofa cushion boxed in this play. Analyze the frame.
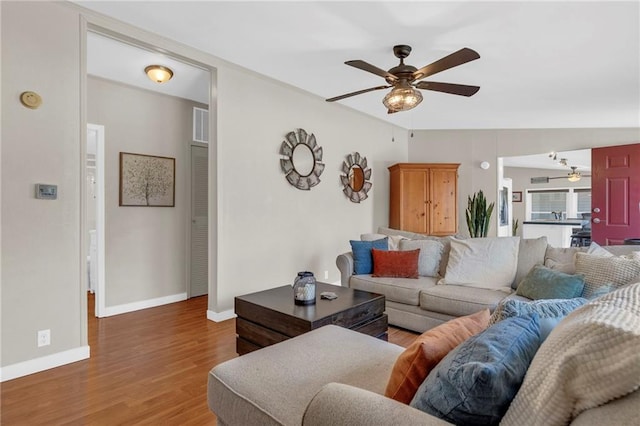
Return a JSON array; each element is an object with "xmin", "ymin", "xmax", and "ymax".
[
  {"xmin": 512, "ymin": 236, "xmax": 548, "ymax": 289},
  {"xmin": 208, "ymin": 325, "xmax": 403, "ymax": 426},
  {"xmin": 441, "ymin": 237, "xmax": 520, "ymax": 292},
  {"xmin": 350, "ymin": 275, "xmax": 438, "ymax": 306},
  {"xmin": 420, "ymin": 285, "xmax": 509, "ymax": 317}
]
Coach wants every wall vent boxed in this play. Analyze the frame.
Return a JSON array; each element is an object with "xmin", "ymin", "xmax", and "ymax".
[{"xmin": 193, "ymin": 107, "xmax": 209, "ymax": 143}]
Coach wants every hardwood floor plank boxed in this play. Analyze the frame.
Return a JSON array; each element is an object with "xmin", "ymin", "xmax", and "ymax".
[{"xmin": 1, "ymin": 293, "xmax": 417, "ymax": 425}]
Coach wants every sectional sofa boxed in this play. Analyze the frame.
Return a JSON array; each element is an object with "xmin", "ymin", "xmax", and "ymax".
[
  {"xmin": 208, "ymin": 284, "xmax": 640, "ymax": 425},
  {"xmin": 337, "ymin": 226, "xmax": 639, "ymax": 332},
  {"xmin": 208, "ymin": 231, "xmax": 640, "ymax": 425}
]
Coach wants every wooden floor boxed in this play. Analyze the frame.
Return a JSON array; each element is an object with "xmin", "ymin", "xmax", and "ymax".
[{"xmin": 1, "ymin": 293, "xmax": 418, "ymax": 425}]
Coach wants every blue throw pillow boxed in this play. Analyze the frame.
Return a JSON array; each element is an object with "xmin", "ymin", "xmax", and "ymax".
[
  {"xmin": 516, "ymin": 264, "xmax": 585, "ymax": 300},
  {"xmin": 350, "ymin": 238, "xmax": 388, "ymax": 275},
  {"xmin": 490, "ymin": 297, "xmax": 588, "ymax": 325},
  {"xmin": 410, "ymin": 314, "xmax": 542, "ymax": 426}
]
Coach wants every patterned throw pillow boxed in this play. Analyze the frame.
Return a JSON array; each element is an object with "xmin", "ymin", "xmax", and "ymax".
[
  {"xmin": 490, "ymin": 297, "xmax": 588, "ymax": 325},
  {"xmin": 574, "ymin": 252, "xmax": 640, "ymax": 297},
  {"xmin": 501, "ymin": 283, "xmax": 640, "ymax": 426},
  {"xmin": 372, "ymin": 248, "xmax": 419, "ymax": 278},
  {"xmin": 349, "ymin": 238, "xmax": 388, "ymax": 275},
  {"xmin": 384, "ymin": 309, "xmax": 490, "ymax": 404},
  {"xmin": 410, "ymin": 314, "xmax": 542, "ymax": 426}
]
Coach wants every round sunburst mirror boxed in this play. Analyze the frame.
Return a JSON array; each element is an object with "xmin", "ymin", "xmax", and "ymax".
[
  {"xmin": 341, "ymin": 152, "xmax": 372, "ymax": 203},
  {"xmin": 279, "ymin": 129, "xmax": 325, "ymax": 190}
]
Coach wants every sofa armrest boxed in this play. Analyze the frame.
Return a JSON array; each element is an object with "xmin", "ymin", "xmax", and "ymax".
[
  {"xmin": 302, "ymin": 383, "xmax": 452, "ymax": 426},
  {"xmin": 336, "ymin": 252, "xmax": 354, "ymax": 287}
]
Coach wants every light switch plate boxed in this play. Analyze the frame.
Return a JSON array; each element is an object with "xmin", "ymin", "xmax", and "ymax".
[{"xmin": 35, "ymin": 184, "xmax": 57, "ymax": 200}]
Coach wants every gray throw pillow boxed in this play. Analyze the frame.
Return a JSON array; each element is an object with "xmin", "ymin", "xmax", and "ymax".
[{"xmin": 399, "ymin": 239, "xmax": 444, "ymax": 277}]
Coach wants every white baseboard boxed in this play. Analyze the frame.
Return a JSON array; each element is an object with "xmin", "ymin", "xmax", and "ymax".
[
  {"xmin": 103, "ymin": 292, "xmax": 187, "ymax": 317},
  {"xmin": 0, "ymin": 346, "xmax": 90, "ymax": 382},
  {"xmin": 207, "ymin": 309, "xmax": 236, "ymax": 322}
]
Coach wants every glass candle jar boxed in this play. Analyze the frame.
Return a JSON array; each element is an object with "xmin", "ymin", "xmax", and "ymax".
[{"xmin": 293, "ymin": 271, "xmax": 316, "ymax": 305}]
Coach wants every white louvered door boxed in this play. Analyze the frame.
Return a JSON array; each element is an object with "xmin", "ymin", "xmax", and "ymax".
[{"xmin": 190, "ymin": 145, "xmax": 208, "ymax": 297}]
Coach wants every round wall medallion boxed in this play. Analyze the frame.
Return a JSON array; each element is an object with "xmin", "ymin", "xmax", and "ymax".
[
  {"xmin": 20, "ymin": 91, "xmax": 42, "ymax": 109},
  {"xmin": 279, "ymin": 128, "xmax": 325, "ymax": 190},
  {"xmin": 340, "ymin": 152, "xmax": 372, "ymax": 203}
]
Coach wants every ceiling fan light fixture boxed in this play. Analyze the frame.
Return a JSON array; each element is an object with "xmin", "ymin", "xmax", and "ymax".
[
  {"xmin": 145, "ymin": 65, "xmax": 173, "ymax": 84},
  {"xmin": 567, "ymin": 166, "xmax": 581, "ymax": 182},
  {"xmin": 382, "ymin": 85, "xmax": 423, "ymax": 112}
]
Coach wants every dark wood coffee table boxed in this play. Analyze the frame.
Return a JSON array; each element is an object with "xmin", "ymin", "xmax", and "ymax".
[{"xmin": 235, "ymin": 282, "xmax": 387, "ymax": 355}]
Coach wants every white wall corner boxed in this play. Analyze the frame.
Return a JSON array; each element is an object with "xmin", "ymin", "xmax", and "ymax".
[
  {"xmin": 102, "ymin": 293, "xmax": 187, "ymax": 317},
  {"xmin": 0, "ymin": 346, "xmax": 90, "ymax": 382},
  {"xmin": 207, "ymin": 309, "xmax": 236, "ymax": 322}
]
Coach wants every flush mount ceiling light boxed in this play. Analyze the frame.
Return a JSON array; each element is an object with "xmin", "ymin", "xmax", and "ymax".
[
  {"xmin": 144, "ymin": 65, "xmax": 173, "ymax": 84},
  {"xmin": 567, "ymin": 166, "xmax": 581, "ymax": 182}
]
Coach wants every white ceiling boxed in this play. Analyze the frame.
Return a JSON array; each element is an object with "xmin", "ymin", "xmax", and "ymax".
[
  {"xmin": 77, "ymin": 1, "xmax": 640, "ymax": 130},
  {"xmin": 502, "ymin": 148, "xmax": 591, "ymax": 172}
]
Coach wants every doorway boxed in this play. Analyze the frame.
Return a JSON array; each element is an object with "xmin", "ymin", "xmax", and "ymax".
[
  {"xmin": 85, "ymin": 29, "xmax": 212, "ymax": 318},
  {"xmin": 86, "ymin": 124, "xmax": 105, "ymax": 317}
]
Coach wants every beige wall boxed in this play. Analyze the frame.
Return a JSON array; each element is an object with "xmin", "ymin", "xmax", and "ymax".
[
  {"xmin": 0, "ymin": 1, "xmax": 408, "ymax": 371},
  {"xmin": 213, "ymin": 65, "xmax": 408, "ymax": 312},
  {"xmin": 409, "ymin": 129, "xmax": 639, "ymax": 237},
  {"xmin": 1, "ymin": 1, "xmax": 83, "ymax": 366},
  {"xmin": 87, "ymin": 76, "xmax": 204, "ymax": 306}
]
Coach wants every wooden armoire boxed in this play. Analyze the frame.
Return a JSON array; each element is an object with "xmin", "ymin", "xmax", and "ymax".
[{"xmin": 388, "ymin": 163, "xmax": 460, "ymax": 236}]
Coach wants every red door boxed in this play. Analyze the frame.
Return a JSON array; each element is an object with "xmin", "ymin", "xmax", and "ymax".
[{"xmin": 591, "ymin": 143, "xmax": 640, "ymax": 245}]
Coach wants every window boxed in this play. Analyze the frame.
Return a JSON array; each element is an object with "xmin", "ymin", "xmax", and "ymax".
[{"xmin": 527, "ymin": 188, "xmax": 591, "ymax": 220}]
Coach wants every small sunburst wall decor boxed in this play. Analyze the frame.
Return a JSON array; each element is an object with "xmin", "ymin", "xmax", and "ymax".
[
  {"xmin": 279, "ymin": 128, "xmax": 325, "ymax": 190},
  {"xmin": 340, "ymin": 152, "xmax": 372, "ymax": 203}
]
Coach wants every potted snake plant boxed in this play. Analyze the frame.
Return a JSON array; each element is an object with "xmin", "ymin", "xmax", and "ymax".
[{"xmin": 466, "ymin": 190, "xmax": 495, "ymax": 238}]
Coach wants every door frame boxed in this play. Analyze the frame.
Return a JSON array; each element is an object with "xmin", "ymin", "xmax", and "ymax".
[{"xmin": 87, "ymin": 124, "xmax": 106, "ymax": 317}]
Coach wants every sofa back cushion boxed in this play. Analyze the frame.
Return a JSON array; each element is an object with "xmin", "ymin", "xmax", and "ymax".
[
  {"xmin": 512, "ymin": 237, "xmax": 548, "ymax": 289},
  {"xmin": 440, "ymin": 237, "xmax": 520, "ymax": 292}
]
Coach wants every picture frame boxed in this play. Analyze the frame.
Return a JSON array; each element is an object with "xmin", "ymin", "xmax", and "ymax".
[
  {"xmin": 512, "ymin": 191, "xmax": 523, "ymax": 203},
  {"xmin": 119, "ymin": 152, "xmax": 175, "ymax": 207}
]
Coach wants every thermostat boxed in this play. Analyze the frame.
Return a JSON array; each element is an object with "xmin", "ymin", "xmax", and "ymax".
[{"xmin": 35, "ymin": 184, "xmax": 57, "ymax": 200}]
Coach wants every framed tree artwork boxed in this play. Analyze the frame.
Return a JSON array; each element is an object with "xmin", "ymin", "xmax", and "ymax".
[{"xmin": 119, "ymin": 152, "xmax": 175, "ymax": 207}]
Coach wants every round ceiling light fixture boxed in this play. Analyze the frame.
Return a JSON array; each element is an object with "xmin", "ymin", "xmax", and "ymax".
[{"xmin": 145, "ymin": 65, "xmax": 173, "ymax": 84}]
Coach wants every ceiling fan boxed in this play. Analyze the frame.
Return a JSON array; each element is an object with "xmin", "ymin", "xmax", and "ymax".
[
  {"xmin": 326, "ymin": 45, "xmax": 480, "ymax": 114},
  {"xmin": 531, "ymin": 166, "xmax": 592, "ymax": 184}
]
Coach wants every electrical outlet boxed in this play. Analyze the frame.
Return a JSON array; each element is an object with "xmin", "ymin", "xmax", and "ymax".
[
  {"xmin": 324, "ymin": 270, "xmax": 329, "ymax": 280},
  {"xmin": 37, "ymin": 329, "xmax": 50, "ymax": 347}
]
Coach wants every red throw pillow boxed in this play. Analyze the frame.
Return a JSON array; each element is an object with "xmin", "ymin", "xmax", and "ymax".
[
  {"xmin": 384, "ymin": 309, "xmax": 491, "ymax": 404},
  {"xmin": 372, "ymin": 248, "xmax": 419, "ymax": 278}
]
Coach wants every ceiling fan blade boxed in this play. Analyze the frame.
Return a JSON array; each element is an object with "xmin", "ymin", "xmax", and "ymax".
[
  {"xmin": 326, "ymin": 85, "xmax": 390, "ymax": 102},
  {"xmin": 345, "ymin": 60, "xmax": 399, "ymax": 82},
  {"xmin": 412, "ymin": 48, "xmax": 480, "ymax": 81},
  {"xmin": 414, "ymin": 81, "xmax": 480, "ymax": 97}
]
